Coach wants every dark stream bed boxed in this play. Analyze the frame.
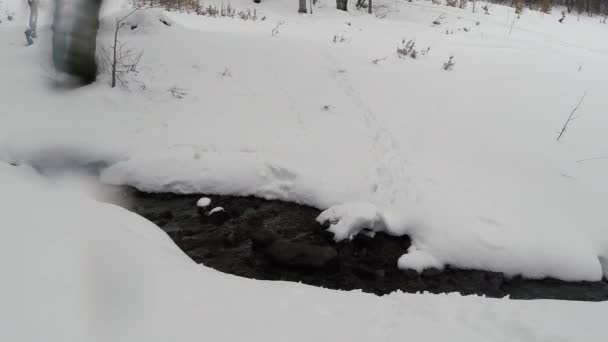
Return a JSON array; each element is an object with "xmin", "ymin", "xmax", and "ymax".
[{"xmin": 107, "ymin": 186, "xmax": 608, "ymax": 301}]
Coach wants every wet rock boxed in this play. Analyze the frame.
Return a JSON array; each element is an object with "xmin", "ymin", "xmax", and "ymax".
[
  {"xmin": 145, "ymin": 209, "xmax": 173, "ymax": 221},
  {"xmin": 422, "ymin": 268, "xmax": 442, "ymax": 278},
  {"xmin": 402, "ymin": 269, "xmax": 420, "ymax": 279},
  {"xmin": 223, "ymin": 231, "xmax": 237, "ymax": 247},
  {"xmin": 263, "ymin": 239, "xmax": 338, "ymax": 268},
  {"xmin": 208, "ymin": 208, "xmax": 230, "ymax": 225},
  {"xmin": 353, "ymin": 264, "xmax": 384, "ymax": 279},
  {"xmin": 249, "ymin": 229, "xmax": 278, "ymax": 248}
]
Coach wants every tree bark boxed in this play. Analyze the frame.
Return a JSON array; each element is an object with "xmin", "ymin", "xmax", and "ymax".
[
  {"xmin": 28, "ymin": 0, "xmax": 39, "ymax": 37},
  {"xmin": 299, "ymin": 0, "xmax": 307, "ymax": 13},
  {"xmin": 111, "ymin": 19, "xmax": 119, "ymax": 88},
  {"xmin": 52, "ymin": 0, "xmax": 103, "ymax": 84},
  {"xmin": 336, "ymin": 0, "xmax": 348, "ymax": 11}
]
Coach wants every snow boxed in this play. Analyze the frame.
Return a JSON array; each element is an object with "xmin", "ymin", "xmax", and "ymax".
[
  {"xmin": 2, "ymin": 162, "xmax": 608, "ymax": 342},
  {"xmin": 196, "ymin": 196, "xmax": 211, "ymax": 207},
  {"xmin": 398, "ymin": 244, "xmax": 444, "ymax": 273},
  {"xmin": 2, "ymin": 0, "xmax": 608, "ymax": 282},
  {"xmin": 208, "ymin": 206, "xmax": 224, "ymax": 214},
  {"xmin": 316, "ymin": 202, "xmax": 389, "ymax": 241},
  {"xmin": 318, "ymin": 201, "xmax": 603, "ymax": 280}
]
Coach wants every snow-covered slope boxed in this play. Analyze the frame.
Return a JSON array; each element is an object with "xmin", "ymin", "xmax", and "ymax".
[
  {"xmin": 2, "ymin": 162, "xmax": 608, "ymax": 342},
  {"xmin": 1, "ymin": 0, "xmax": 608, "ymax": 281}
]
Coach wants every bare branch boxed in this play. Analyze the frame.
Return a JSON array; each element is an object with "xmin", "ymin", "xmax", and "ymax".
[
  {"xmin": 576, "ymin": 156, "xmax": 608, "ymax": 164},
  {"xmin": 556, "ymin": 90, "xmax": 587, "ymax": 142},
  {"xmin": 117, "ymin": 8, "xmax": 139, "ymax": 24}
]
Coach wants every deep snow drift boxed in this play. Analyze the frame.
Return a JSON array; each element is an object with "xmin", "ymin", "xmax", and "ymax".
[
  {"xmin": 1, "ymin": 0, "xmax": 608, "ymax": 282},
  {"xmin": 2, "ymin": 163, "xmax": 608, "ymax": 341}
]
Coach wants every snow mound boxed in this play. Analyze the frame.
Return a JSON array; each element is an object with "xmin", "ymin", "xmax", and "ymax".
[
  {"xmin": 318, "ymin": 202, "xmax": 603, "ymax": 281},
  {"xmin": 100, "ymin": 8, "xmax": 174, "ymax": 34},
  {"xmin": 398, "ymin": 245, "xmax": 444, "ymax": 273},
  {"xmin": 100, "ymin": 149, "xmax": 307, "ymax": 203},
  {"xmin": 208, "ymin": 206, "xmax": 224, "ymax": 215},
  {"xmin": 316, "ymin": 202, "xmax": 388, "ymax": 241},
  {"xmin": 196, "ymin": 197, "xmax": 211, "ymax": 207}
]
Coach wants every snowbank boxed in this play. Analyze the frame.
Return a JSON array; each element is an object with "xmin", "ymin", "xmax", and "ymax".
[
  {"xmin": 2, "ymin": 162, "xmax": 608, "ymax": 342},
  {"xmin": 318, "ymin": 202, "xmax": 603, "ymax": 280}
]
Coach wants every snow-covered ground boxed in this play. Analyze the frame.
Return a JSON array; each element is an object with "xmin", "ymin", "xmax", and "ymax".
[
  {"xmin": 2, "ymin": 162, "xmax": 608, "ymax": 341},
  {"xmin": 2, "ymin": 0, "xmax": 608, "ymax": 322},
  {"xmin": 2, "ymin": 1, "xmax": 608, "ymax": 339},
  {"xmin": 2, "ymin": 0, "xmax": 608, "ymax": 281}
]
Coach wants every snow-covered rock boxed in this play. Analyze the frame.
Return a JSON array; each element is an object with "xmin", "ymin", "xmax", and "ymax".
[
  {"xmin": 196, "ymin": 197, "xmax": 211, "ymax": 208},
  {"xmin": 208, "ymin": 206, "xmax": 224, "ymax": 215},
  {"xmin": 316, "ymin": 202, "xmax": 388, "ymax": 241}
]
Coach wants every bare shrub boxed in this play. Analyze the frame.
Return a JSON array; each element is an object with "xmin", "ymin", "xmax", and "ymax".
[
  {"xmin": 332, "ymin": 34, "xmax": 349, "ymax": 43},
  {"xmin": 134, "ymin": 1, "xmax": 261, "ymax": 21},
  {"xmin": 482, "ymin": 4, "xmax": 490, "ymax": 15},
  {"xmin": 432, "ymin": 14, "xmax": 446, "ymax": 26},
  {"xmin": 237, "ymin": 8, "xmax": 257, "ymax": 20},
  {"xmin": 168, "ymin": 86, "xmax": 188, "ymax": 99},
  {"xmin": 514, "ymin": 0, "xmax": 524, "ymax": 14},
  {"xmin": 100, "ymin": 10, "xmax": 144, "ymax": 88},
  {"xmin": 540, "ymin": 0, "xmax": 552, "ymax": 13},
  {"xmin": 556, "ymin": 91, "xmax": 587, "ymax": 142},
  {"xmin": 372, "ymin": 56, "xmax": 387, "ymax": 64},
  {"xmin": 397, "ymin": 39, "xmax": 430, "ymax": 59},
  {"xmin": 355, "ymin": 0, "xmax": 373, "ymax": 12},
  {"xmin": 133, "ymin": 0, "xmax": 200, "ymax": 12},
  {"xmin": 272, "ymin": 21, "xmax": 285, "ymax": 37},
  {"xmin": 221, "ymin": 67, "xmax": 232, "ymax": 77},
  {"xmin": 442, "ymin": 55, "xmax": 455, "ymax": 71}
]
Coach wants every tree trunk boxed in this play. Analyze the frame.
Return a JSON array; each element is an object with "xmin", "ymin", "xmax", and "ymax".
[
  {"xmin": 28, "ymin": 0, "xmax": 39, "ymax": 37},
  {"xmin": 336, "ymin": 0, "xmax": 348, "ymax": 11},
  {"xmin": 111, "ymin": 19, "xmax": 119, "ymax": 88},
  {"xmin": 52, "ymin": 0, "xmax": 103, "ymax": 84},
  {"xmin": 368, "ymin": 0, "xmax": 372, "ymax": 13},
  {"xmin": 299, "ymin": 0, "xmax": 307, "ymax": 13}
]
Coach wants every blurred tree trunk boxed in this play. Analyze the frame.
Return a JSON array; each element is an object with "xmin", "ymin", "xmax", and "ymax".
[
  {"xmin": 52, "ymin": 0, "xmax": 103, "ymax": 84},
  {"xmin": 28, "ymin": 0, "xmax": 39, "ymax": 37},
  {"xmin": 337, "ymin": 0, "xmax": 348, "ymax": 11},
  {"xmin": 299, "ymin": 0, "xmax": 307, "ymax": 13}
]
